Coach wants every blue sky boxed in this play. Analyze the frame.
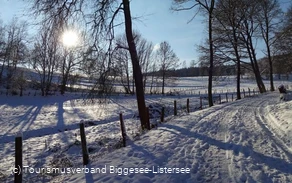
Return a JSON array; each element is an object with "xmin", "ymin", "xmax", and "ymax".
[{"xmin": 0, "ymin": 0, "xmax": 291, "ymax": 67}]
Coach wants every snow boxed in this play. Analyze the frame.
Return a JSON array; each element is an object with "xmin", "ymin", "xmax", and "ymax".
[{"xmin": 1, "ymin": 76, "xmax": 292, "ymax": 182}]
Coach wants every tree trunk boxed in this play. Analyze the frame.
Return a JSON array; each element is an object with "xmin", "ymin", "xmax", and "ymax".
[
  {"xmin": 232, "ymin": 28, "xmax": 241, "ymax": 100},
  {"xmin": 244, "ymin": 31, "xmax": 266, "ymax": 93},
  {"xmin": 208, "ymin": 10, "xmax": 214, "ymax": 107},
  {"xmin": 126, "ymin": 67, "xmax": 130, "ymax": 93},
  {"xmin": 251, "ymin": 47, "xmax": 266, "ymax": 93},
  {"xmin": 162, "ymin": 71, "xmax": 165, "ymax": 95},
  {"xmin": 150, "ymin": 74, "xmax": 154, "ymax": 94},
  {"xmin": 60, "ymin": 70, "xmax": 70, "ymax": 95},
  {"xmin": 143, "ymin": 74, "xmax": 147, "ymax": 93},
  {"xmin": 41, "ymin": 88, "xmax": 45, "ymax": 96},
  {"xmin": 236, "ymin": 56, "xmax": 241, "ymax": 100},
  {"xmin": 0, "ymin": 60, "xmax": 5, "ymax": 84},
  {"xmin": 20, "ymin": 87, "xmax": 23, "ymax": 97},
  {"xmin": 132, "ymin": 75, "xmax": 135, "ymax": 95},
  {"xmin": 123, "ymin": 0, "xmax": 147, "ymax": 129},
  {"xmin": 267, "ymin": 46, "xmax": 274, "ymax": 91}
]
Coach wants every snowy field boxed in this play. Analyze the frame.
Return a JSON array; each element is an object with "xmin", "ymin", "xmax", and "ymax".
[{"xmin": 1, "ymin": 76, "xmax": 292, "ymax": 182}]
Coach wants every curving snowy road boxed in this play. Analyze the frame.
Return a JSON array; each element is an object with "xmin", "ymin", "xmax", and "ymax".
[{"xmin": 29, "ymin": 92, "xmax": 292, "ymax": 182}]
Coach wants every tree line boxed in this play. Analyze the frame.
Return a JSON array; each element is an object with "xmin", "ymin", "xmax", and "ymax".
[
  {"xmin": 173, "ymin": 0, "xmax": 292, "ymax": 106},
  {"xmin": 0, "ymin": 0, "xmax": 181, "ymax": 129}
]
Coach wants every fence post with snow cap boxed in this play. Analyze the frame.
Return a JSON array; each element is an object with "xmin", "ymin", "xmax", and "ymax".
[
  {"xmin": 146, "ymin": 107, "xmax": 151, "ymax": 130},
  {"xmin": 248, "ymin": 88, "xmax": 251, "ymax": 97},
  {"xmin": 15, "ymin": 132, "xmax": 22, "ymax": 183},
  {"xmin": 119, "ymin": 113, "xmax": 127, "ymax": 147},
  {"xmin": 174, "ymin": 100, "xmax": 177, "ymax": 116},
  {"xmin": 243, "ymin": 89, "xmax": 246, "ymax": 98},
  {"xmin": 79, "ymin": 121, "xmax": 89, "ymax": 165},
  {"xmin": 226, "ymin": 93, "xmax": 228, "ymax": 103},
  {"xmin": 187, "ymin": 98, "xmax": 190, "ymax": 113},
  {"xmin": 219, "ymin": 94, "xmax": 221, "ymax": 104},
  {"xmin": 161, "ymin": 107, "xmax": 165, "ymax": 122}
]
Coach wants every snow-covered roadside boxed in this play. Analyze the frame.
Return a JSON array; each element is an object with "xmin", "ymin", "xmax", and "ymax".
[
  {"xmin": 264, "ymin": 91, "xmax": 292, "ymax": 152},
  {"xmin": 42, "ymin": 92, "xmax": 292, "ymax": 182},
  {"xmin": 0, "ymin": 93, "xmax": 206, "ymax": 182}
]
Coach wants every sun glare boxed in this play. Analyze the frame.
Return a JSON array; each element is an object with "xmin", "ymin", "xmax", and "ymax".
[
  {"xmin": 153, "ymin": 43, "xmax": 160, "ymax": 51},
  {"xmin": 62, "ymin": 30, "xmax": 79, "ymax": 47}
]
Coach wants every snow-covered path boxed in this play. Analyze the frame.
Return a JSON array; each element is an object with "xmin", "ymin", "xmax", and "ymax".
[{"xmin": 50, "ymin": 92, "xmax": 292, "ymax": 183}]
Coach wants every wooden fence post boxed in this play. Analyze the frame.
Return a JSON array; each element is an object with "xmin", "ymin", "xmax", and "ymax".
[
  {"xmin": 161, "ymin": 107, "xmax": 165, "ymax": 123},
  {"xmin": 219, "ymin": 94, "xmax": 221, "ymax": 104},
  {"xmin": 226, "ymin": 93, "xmax": 228, "ymax": 103},
  {"xmin": 200, "ymin": 97, "xmax": 203, "ymax": 110},
  {"xmin": 79, "ymin": 122, "xmax": 89, "ymax": 165},
  {"xmin": 253, "ymin": 89, "xmax": 255, "ymax": 96},
  {"xmin": 174, "ymin": 100, "xmax": 177, "ymax": 116},
  {"xmin": 146, "ymin": 107, "xmax": 151, "ymax": 130},
  {"xmin": 119, "ymin": 113, "xmax": 127, "ymax": 147},
  {"xmin": 248, "ymin": 88, "xmax": 251, "ymax": 97},
  {"xmin": 15, "ymin": 133, "xmax": 22, "ymax": 183},
  {"xmin": 187, "ymin": 98, "xmax": 190, "ymax": 113},
  {"xmin": 243, "ymin": 89, "xmax": 245, "ymax": 98}
]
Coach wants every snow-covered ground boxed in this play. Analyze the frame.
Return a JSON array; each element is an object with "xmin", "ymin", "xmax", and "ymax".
[{"xmin": 1, "ymin": 76, "xmax": 292, "ymax": 182}]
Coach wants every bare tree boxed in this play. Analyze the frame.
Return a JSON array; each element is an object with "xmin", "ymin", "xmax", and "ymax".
[
  {"xmin": 29, "ymin": 0, "xmax": 148, "ymax": 129},
  {"xmin": 0, "ymin": 19, "xmax": 6, "ymax": 85},
  {"xmin": 112, "ymin": 42, "xmax": 133, "ymax": 94},
  {"xmin": 156, "ymin": 41, "xmax": 179, "ymax": 95},
  {"xmin": 136, "ymin": 36, "xmax": 153, "ymax": 93},
  {"xmin": 273, "ymin": 5, "xmax": 292, "ymax": 77},
  {"xmin": 115, "ymin": 31, "xmax": 154, "ymax": 93},
  {"xmin": 30, "ymin": 24, "xmax": 59, "ymax": 96},
  {"xmin": 149, "ymin": 62, "xmax": 159, "ymax": 94},
  {"xmin": 11, "ymin": 70, "xmax": 27, "ymax": 96},
  {"xmin": 213, "ymin": 0, "xmax": 247, "ymax": 99},
  {"xmin": 238, "ymin": 0, "xmax": 266, "ymax": 93},
  {"xmin": 59, "ymin": 30, "xmax": 85, "ymax": 95},
  {"xmin": 83, "ymin": 44, "xmax": 115, "ymax": 96},
  {"xmin": 172, "ymin": 0, "xmax": 215, "ymax": 107},
  {"xmin": 0, "ymin": 18, "xmax": 28, "ymax": 89},
  {"xmin": 256, "ymin": 0, "xmax": 282, "ymax": 91}
]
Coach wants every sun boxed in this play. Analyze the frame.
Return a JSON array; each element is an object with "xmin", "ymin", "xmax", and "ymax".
[
  {"xmin": 62, "ymin": 30, "xmax": 79, "ymax": 47},
  {"xmin": 153, "ymin": 43, "xmax": 160, "ymax": 51}
]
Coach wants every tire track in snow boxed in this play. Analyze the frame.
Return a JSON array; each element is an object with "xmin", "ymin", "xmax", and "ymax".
[
  {"xmin": 255, "ymin": 102, "xmax": 292, "ymax": 162},
  {"xmin": 223, "ymin": 94, "xmax": 292, "ymax": 182},
  {"xmin": 223, "ymin": 106, "xmax": 244, "ymax": 183},
  {"xmin": 221, "ymin": 99, "xmax": 262, "ymax": 183},
  {"xmin": 171, "ymin": 93, "xmax": 292, "ymax": 182},
  {"xmin": 187, "ymin": 103, "xmax": 243, "ymax": 182}
]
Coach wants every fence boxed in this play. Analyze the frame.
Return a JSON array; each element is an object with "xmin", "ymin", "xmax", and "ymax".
[
  {"xmin": 12, "ymin": 87, "xmax": 261, "ymax": 182},
  {"xmin": 1, "ymin": 83, "xmax": 289, "ymax": 97}
]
